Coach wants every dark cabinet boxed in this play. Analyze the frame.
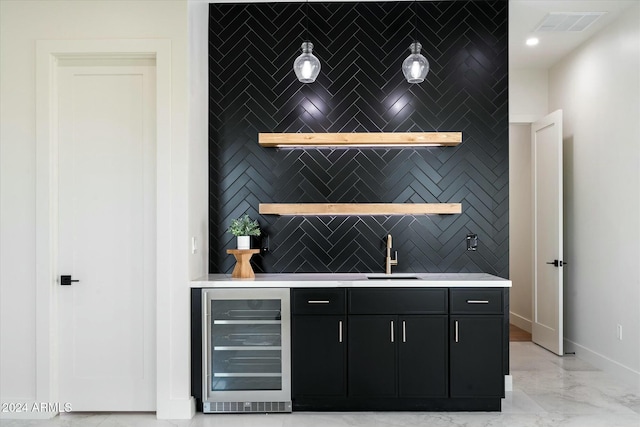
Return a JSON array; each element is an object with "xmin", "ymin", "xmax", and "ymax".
[
  {"xmin": 348, "ymin": 315, "xmax": 448, "ymax": 398},
  {"xmin": 292, "ymin": 315, "xmax": 346, "ymax": 398},
  {"xmin": 291, "ymin": 289, "xmax": 346, "ymax": 400},
  {"xmin": 289, "ymin": 286, "xmax": 506, "ymax": 411},
  {"xmin": 347, "ymin": 315, "xmax": 396, "ymax": 397},
  {"xmin": 399, "ymin": 316, "xmax": 448, "ymax": 397},
  {"xmin": 348, "ymin": 288, "xmax": 448, "ymax": 314},
  {"xmin": 450, "ymin": 316, "xmax": 504, "ymax": 397},
  {"xmin": 449, "ymin": 288, "xmax": 505, "ymax": 398},
  {"xmin": 347, "ymin": 289, "xmax": 448, "ymax": 399}
]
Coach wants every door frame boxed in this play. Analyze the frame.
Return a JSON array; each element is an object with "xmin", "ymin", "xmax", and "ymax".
[{"xmin": 35, "ymin": 39, "xmax": 171, "ymax": 415}]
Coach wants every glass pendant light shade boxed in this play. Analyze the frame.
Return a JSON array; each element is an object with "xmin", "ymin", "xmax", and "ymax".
[
  {"xmin": 294, "ymin": 42, "xmax": 321, "ymax": 83},
  {"xmin": 402, "ymin": 42, "xmax": 429, "ymax": 84}
]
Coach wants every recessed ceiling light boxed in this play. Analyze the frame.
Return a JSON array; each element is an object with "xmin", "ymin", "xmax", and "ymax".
[{"xmin": 526, "ymin": 37, "xmax": 539, "ymax": 47}]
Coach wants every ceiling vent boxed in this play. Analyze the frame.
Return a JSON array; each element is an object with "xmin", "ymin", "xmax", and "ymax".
[{"xmin": 534, "ymin": 12, "xmax": 606, "ymax": 32}]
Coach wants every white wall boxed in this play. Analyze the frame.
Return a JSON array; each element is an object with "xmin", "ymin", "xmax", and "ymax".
[
  {"xmin": 188, "ymin": 0, "xmax": 210, "ymax": 278},
  {"xmin": 0, "ymin": 0, "xmax": 201, "ymax": 419},
  {"xmin": 509, "ymin": 68, "xmax": 548, "ymax": 123},
  {"xmin": 549, "ymin": 3, "xmax": 640, "ymax": 387},
  {"xmin": 509, "ymin": 124, "xmax": 533, "ymax": 332}
]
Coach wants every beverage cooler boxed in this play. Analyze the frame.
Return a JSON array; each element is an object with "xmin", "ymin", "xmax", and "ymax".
[{"xmin": 201, "ymin": 288, "xmax": 291, "ymax": 413}]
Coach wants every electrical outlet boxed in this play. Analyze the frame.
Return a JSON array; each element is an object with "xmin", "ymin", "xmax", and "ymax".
[
  {"xmin": 466, "ymin": 233, "xmax": 478, "ymax": 251},
  {"xmin": 616, "ymin": 324, "xmax": 622, "ymax": 341}
]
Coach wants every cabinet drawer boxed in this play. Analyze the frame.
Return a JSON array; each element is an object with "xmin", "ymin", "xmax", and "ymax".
[
  {"xmin": 349, "ymin": 288, "xmax": 447, "ymax": 314},
  {"xmin": 292, "ymin": 288, "xmax": 346, "ymax": 314},
  {"xmin": 450, "ymin": 288, "xmax": 503, "ymax": 314}
]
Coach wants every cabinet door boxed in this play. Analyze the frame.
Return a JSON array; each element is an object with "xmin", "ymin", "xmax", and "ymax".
[
  {"xmin": 292, "ymin": 315, "xmax": 346, "ymax": 397},
  {"xmin": 398, "ymin": 316, "xmax": 448, "ymax": 397},
  {"xmin": 450, "ymin": 316, "xmax": 504, "ymax": 398},
  {"xmin": 348, "ymin": 315, "xmax": 396, "ymax": 397}
]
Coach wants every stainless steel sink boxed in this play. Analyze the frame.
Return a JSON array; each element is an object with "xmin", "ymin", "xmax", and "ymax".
[{"xmin": 366, "ymin": 273, "xmax": 420, "ymax": 280}]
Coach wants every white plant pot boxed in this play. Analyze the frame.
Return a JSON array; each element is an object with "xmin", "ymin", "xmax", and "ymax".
[{"xmin": 237, "ymin": 236, "xmax": 250, "ymax": 250}]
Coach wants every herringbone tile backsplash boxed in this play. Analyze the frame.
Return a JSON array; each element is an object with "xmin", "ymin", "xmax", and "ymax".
[{"xmin": 209, "ymin": 1, "xmax": 508, "ymax": 277}]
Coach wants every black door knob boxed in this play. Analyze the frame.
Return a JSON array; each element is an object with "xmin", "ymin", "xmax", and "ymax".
[
  {"xmin": 60, "ymin": 275, "xmax": 80, "ymax": 286},
  {"xmin": 545, "ymin": 260, "xmax": 566, "ymax": 267}
]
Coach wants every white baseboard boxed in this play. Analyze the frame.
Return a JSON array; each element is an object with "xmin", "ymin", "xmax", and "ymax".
[
  {"xmin": 564, "ymin": 338, "xmax": 640, "ymax": 392},
  {"xmin": 504, "ymin": 375, "xmax": 513, "ymax": 392},
  {"xmin": 509, "ymin": 311, "xmax": 532, "ymax": 333}
]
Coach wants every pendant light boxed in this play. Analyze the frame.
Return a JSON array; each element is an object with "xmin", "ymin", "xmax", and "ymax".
[
  {"xmin": 293, "ymin": 0, "xmax": 321, "ymax": 83},
  {"xmin": 402, "ymin": 0, "xmax": 429, "ymax": 83}
]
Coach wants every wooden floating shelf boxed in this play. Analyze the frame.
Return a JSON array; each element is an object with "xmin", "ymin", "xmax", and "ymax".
[
  {"xmin": 258, "ymin": 132, "xmax": 462, "ymax": 148},
  {"xmin": 259, "ymin": 203, "xmax": 462, "ymax": 216}
]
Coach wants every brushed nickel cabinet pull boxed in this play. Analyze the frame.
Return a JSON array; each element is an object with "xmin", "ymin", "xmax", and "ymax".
[
  {"xmin": 466, "ymin": 300, "xmax": 489, "ymax": 304},
  {"xmin": 307, "ymin": 300, "xmax": 330, "ymax": 304},
  {"xmin": 338, "ymin": 320, "xmax": 343, "ymax": 343},
  {"xmin": 402, "ymin": 320, "xmax": 406, "ymax": 343},
  {"xmin": 455, "ymin": 320, "xmax": 459, "ymax": 343},
  {"xmin": 390, "ymin": 320, "xmax": 395, "ymax": 343}
]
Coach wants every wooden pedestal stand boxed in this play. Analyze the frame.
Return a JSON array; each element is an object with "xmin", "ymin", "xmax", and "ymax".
[{"xmin": 226, "ymin": 249, "xmax": 260, "ymax": 279}]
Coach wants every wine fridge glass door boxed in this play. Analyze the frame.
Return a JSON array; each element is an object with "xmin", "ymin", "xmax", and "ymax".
[{"xmin": 202, "ymin": 288, "xmax": 291, "ymax": 404}]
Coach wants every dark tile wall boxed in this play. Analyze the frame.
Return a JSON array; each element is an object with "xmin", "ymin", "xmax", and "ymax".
[{"xmin": 209, "ymin": 1, "xmax": 508, "ymax": 277}]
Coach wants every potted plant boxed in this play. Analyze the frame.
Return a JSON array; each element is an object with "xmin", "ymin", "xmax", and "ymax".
[{"xmin": 228, "ymin": 214, "xmax": 261, "ymax": 249}]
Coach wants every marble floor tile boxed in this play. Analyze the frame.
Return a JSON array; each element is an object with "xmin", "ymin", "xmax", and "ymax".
[
  {"xmin": 1, "ymin": 342, "xmax": 639, "ymax": 427},
  {"xmin": 89, "ymin": 413, "xmax": 192, "ymax": 427},
  {"xmin": 508, "ymin": 342, "xmax": 560, "ymax": 372},
  {"xmin": 500, "ymin": 390, "xmax": 547, "ymax": 414},
  {"xmin": 549, "ymin": 354, "xmax": 602, "ymax": 372}
]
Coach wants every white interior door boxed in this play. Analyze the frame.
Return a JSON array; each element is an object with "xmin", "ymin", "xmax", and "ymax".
[
  {"xmin": 532, "ymin": 109, "xmax": 564, "ymax": 356},
  {"xmin": 57, "ymin": 61, "xmax": 156, "ymax": 410}
]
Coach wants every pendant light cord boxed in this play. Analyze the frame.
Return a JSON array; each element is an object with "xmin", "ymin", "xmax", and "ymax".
[
  {"xmin": 306, "ymin": 0, "xmax": 310, "ymax": 43},
  {"xmin": 413, "ymin": 0, "xmax": 417, "ymax": 43}
]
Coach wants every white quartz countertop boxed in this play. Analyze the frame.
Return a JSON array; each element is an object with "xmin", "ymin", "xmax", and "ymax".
[{"xmin": 190, "ymin": 273, "xmax": 511, "ymax": 288}]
